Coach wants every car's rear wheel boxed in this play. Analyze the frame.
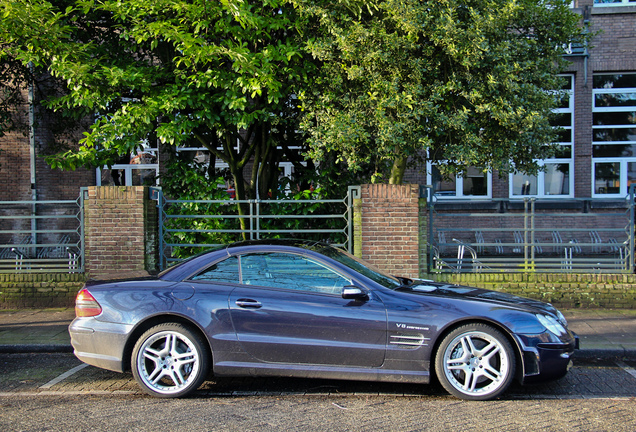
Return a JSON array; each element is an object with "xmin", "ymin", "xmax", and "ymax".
[
  {"xmin": 435, "ymin": 323, "xmax": 515, "ymax": 401},
  {"xmin": 131, "ymin": 323, "xmax": 209, "ymax": 398}
]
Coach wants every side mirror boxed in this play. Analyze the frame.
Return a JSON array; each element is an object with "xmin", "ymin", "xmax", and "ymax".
[{"xmin": 342, "ymin": 286, "xmax": 368, "ymax": 301}]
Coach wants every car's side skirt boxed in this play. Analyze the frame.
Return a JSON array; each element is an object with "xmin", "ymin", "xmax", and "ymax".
[{"xmin": 213, "ymin": 361, "xmax": 431, "ymax": 384}]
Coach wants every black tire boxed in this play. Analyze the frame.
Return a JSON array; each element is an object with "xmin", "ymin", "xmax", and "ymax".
[
  {"xmin": 131, "ymin": 323, "xmax": 210, "ymax": 398},
  {"xmin": 434, "ymin": 323, "xmax": 516, "ymax": 401}
]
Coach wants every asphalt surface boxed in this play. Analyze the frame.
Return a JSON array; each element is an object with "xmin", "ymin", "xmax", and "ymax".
[{"xmin": 0, "ymin": 308, "xmax": 635, "ymax": 361}]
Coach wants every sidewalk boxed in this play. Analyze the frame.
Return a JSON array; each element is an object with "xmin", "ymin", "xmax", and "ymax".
[
  {"xmin": 0, "ymin": 308, "xmax": 635, "ymax": 359},
  {"xmin": 0, "ymin": 308, "xmax": 75, "ymax": 353},
  {"xmin": 561, "ymin": 309, "xmax": 636, "ymax": 360}
]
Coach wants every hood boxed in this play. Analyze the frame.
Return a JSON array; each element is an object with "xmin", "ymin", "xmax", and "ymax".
[{"xmin": 406, "ymin": 280, "xmax": 557, "ymax": 315}]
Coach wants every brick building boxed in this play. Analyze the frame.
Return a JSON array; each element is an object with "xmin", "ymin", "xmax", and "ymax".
[
  {"xmin": 0, "ymin": 84, "xmax": 94, "ymax": 202},
  {"xmin": 405, "ymin": 1, "xmax": 636, "ymax": 205}
]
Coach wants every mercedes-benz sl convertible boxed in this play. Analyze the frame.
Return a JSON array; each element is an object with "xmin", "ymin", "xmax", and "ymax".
[{"xmin": 69, "ymin": 240, "xmax": 578, "ymax": 400}]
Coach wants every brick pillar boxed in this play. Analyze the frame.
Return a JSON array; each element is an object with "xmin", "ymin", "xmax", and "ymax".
[
  {"xmin": 84, "ymin": 186, "xmax": 158, "ymax": 280},
  {"xmin": 354, "ymin": 184, "xmax": 425, "ymax": 279}
]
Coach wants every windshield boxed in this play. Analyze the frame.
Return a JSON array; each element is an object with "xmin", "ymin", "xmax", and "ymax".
[{"xmin": 316, "ymin": 245, "xmax": 401, "ymax": 289}]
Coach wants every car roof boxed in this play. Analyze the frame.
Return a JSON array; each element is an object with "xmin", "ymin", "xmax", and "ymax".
[
  {"xmin": 159, "ymin": 239, "xmax": 339, "ymax": 281},
  {"xmin": 226, "ymin": 239, "xmax": 334, "ymax": 253}
]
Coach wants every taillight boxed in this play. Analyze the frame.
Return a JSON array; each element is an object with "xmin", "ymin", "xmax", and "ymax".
[{"xmin": 75, "ymin": 289, "xmax": 102, "ymax": 317}]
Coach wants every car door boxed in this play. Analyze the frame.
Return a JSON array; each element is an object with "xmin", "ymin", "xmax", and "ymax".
[{"xmin": 228, "ymin": 252, "xmax": 388, "ymax": 367}]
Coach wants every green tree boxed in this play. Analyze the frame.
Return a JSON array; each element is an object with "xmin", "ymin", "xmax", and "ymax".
[
  {"xmin": 0, "ymin": 0, "xmax": 99, "ymax": 158},
  {"xmin": 294, "ymin": 0, "xmax": 588, "ymax": 183},
  {"xmin": 1, "ymin": 0, "xmax": 589, "ymax": 193},
  {"xmin": 0, "ymin": 0, "xmax": 314, "ymax": 216}
]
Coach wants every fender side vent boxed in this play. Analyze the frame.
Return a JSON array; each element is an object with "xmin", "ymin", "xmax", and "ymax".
[{"xmin": 390, "ymin": 333, "xmax": 429, "ymax": 349}]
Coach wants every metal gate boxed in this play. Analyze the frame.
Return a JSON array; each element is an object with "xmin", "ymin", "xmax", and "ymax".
[
  {"xmin": 0, "ymin": 194, "xmax": 84, "ymax": 273},
  {"xmin": 156, "ymin": 186, "xmax": 359, "ymax": 270},
  {"xmin": 427, "ymin": 187, "xmax": 635, "ymax": 274}
]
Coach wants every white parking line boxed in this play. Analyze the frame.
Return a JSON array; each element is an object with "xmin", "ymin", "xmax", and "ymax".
[
  {"xmin": 616, "ymin": 360, "xmax": 636, "ymax": 380},
  {"xmin": 39, "ymin": 363, "xmax": 88, "ymax": 389},
  {"xmin": 0, "ymin": 390, "xmax": 138, "ymax": 397}
]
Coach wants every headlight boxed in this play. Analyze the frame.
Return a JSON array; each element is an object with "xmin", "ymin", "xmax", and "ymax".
[
  {"xmin": 537, "ymin": 314, "xmax": 567, "ymax": 337},
  {"xmin": 555, "ymin": 310, "xmax": 568, "ymax": 327}
]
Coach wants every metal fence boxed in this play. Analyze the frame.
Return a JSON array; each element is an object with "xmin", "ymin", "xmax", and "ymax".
[
  {"xmin": 157, "ymin": 186, "xmax": 359, "ymax": 270},
  {"xmin": 0, "ymin": 196, "xmax": 84, "ymax": 273},
  {"xmin": 3, "ymin": 184, "xmax": 633, "ymax": 275},
  {"xmin": 427, "ymin": 189, "xmax": 634, "ymax": 274}
]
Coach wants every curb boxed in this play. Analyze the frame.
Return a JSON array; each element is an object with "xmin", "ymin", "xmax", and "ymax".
[
  {"xmin": 0, "ymin": 344, "xmax": 73, "ymax": 354},
  {"xmin": 573, "ymin": 348, "xmax": 636, "ymax": 361}
]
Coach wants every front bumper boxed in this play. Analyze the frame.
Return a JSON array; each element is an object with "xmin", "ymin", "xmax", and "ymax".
[{"xmin": 520, "ymin": 331, "xmax": 579, "ymax": 383}]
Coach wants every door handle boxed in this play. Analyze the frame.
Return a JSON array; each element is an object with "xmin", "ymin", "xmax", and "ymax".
[{"xmin": 235, "ymin": 299, "xmax": 262, "ymax": 308}]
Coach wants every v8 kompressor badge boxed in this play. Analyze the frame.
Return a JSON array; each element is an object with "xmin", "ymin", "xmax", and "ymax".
[{"xmin": 396, "ymin": 323, "xmax": 429, "ymax": 331}]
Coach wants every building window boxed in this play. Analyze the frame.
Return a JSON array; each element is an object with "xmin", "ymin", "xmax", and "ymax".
[
  {"xmin": 429, "ymin": 165, "xmax": 492, "ymax": 199},
  {"xmin": 96, "ymin": 141, "xmax": 159, "ymax": 187},
  {"xmin": 510, "ymin": 74, "xmax": 574, "ymax": 198},
  {"xmin": 511, "ymin": 163, "xmax": 571, "ymax": 197},
  {"xmin": 174, "ymin": 145, "xmax": 306, "ymax": 197},
  {"xmin": 593, "ymin": 0, "xmax": 636, "ymax": 6},
  {"xmin": 592, "ymin": 73, "xmax": 636, "ymax": 197}
]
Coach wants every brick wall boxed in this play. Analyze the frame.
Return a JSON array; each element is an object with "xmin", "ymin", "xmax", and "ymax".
[
  {"xmin": 0, "ymin": 83, "xmax": 94, "ymax": 203},
  {"xmin": 0, "ymin": 273, "xmax": 86, "ymax": 309},
  {"xmin": 84, "ymin": 186, "xmax": 159, "ymax": 280},
  {"xmin": 0, "ymin": 186, "xmax": 158, "ymax": 308},
  {"xmin": 354, "ymin": 184, "xmax": 425, "ymax": 279},
  {"xmin": 0, "ymin": 93, "xmax": 32, "ymax": 201},
  {"xmin": 433, "ymin": 272, "xmax": 636, "ymax": 309},
  {"xmin": 589, "ymin": 3, "xmax": 636, "ymax": 72},
  {"xmin": 574, "ymin": 2, "xmax": 636, "ymax": 198}
]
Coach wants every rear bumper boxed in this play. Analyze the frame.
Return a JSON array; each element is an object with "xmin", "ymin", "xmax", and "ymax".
[{"xmin": 69, "ymin": 317, "xmax": 132, "ymax": 373}]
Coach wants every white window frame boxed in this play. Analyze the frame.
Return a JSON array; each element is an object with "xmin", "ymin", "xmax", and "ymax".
[
  {"xmin": 593, "ymin": 0, "xmax": 636, "ymax": 7},
  {"xmin": 175, "ymin": 146, "xmax": 307, "ymax": 197},
  {"xmin": 426, "ymin": 165, "xmax": 493, "ymax": 200},
  {"xmin": 591, "ymin": 160, "xmax": 634, "ymax": 196},
  {"xmin": 509, "ymin": 74, "xmax": 575, "ymax": 199},
  {"xmin": 509, "ymin": 161, "xmax": 573, "ymax": 198},
  {"xmin": 96, "ymin": 164, "xmax": 160, "ymax": 186},
  {"xmin": 591, "ymin": 72, "xmax": 636, "ymax": 198},
  {"xmin": 95, "ymin": 140, "xmax": 159, "ymax": 187}
]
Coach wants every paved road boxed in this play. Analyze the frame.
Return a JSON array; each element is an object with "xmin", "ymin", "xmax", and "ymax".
[{"xmin": 0, "ymin": 354, "xmax": 635, "ymax": 431}]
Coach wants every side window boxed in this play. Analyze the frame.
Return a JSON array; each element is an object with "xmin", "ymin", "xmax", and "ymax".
[
  {"xmin": 241, "ymin": 253, "xmax": 350, "ymax": 294},
  {"xmin": 191, "ymin": 256, "xmax": 239, "ymax": 283}
]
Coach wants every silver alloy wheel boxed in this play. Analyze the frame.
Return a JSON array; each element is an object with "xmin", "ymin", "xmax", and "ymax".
[
  {"xmin": 435, "ymin": 324, "xmax": 515, "ymax": 400},
  {"xmin": 133, "ymin": 326, "xmax": 203, "ymax": 396}
]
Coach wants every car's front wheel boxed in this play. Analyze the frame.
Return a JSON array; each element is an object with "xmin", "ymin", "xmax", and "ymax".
[
  {"xmin": 131, "ymin": 323, "xmax": 209, "ymax": 398},
  {"xmin": 435, "ymin": 323, "xmax": 516, "ymax": 401}
]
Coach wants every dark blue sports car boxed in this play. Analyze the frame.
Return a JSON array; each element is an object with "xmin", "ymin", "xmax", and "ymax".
[{"xmin": 69, "ymin": 240, "xmax": 578, "ymax": 400}]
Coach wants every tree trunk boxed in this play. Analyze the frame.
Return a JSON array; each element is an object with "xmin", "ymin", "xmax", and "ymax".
[
  {"xmin": 231, "ymin": 169, "xmax": 250, "ymax": 240},
  {"xmin": 389, "ymin": 156, "xmax": 407, "ymax": 184}
]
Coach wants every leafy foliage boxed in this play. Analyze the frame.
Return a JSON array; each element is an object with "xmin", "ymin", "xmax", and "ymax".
[
  {"xmin": 0, "ymin": 0, "xmax": 315, "ymax": 203},
  {"xmin": 159, "ymin": 155, "xmax": 350, "ymax": 260},
  {"xmin": 0, "ymin": 0, "xmax": 588, "ymax": 190},
  {"xmin": 293, "ymin": 0, "xmax": 588, "ymax": 182},
  {"xmin": 159, "ymin": 153, "xmax": 239, "ymax": 258}
]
